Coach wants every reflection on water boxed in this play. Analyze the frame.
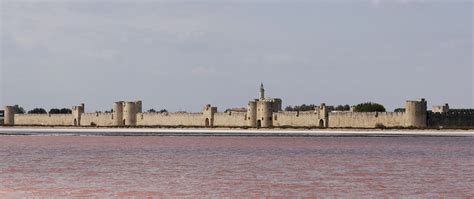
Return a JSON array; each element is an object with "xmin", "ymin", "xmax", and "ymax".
[{"xmin": 0, "ymin": 135, "xmax": 473, "ymax": 197}]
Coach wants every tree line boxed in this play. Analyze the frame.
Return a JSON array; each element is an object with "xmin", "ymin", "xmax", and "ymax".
[
  {"xmin": 147, "ymin": 109, "xmax": 168, "ymax": 113},
  {"xmin": 7, "ymin": 105, "xmax": 72, "ymax": 114},
  {"xmin": 285, "ymin": 102, "xmax": 386, "ymax": 112},
  {"xmin": 28, "ymin": 108, "xmax": 72, "ymax": 114}
]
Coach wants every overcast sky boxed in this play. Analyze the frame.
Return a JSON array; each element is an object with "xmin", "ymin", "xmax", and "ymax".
[{"xmin": 1, "ymin": 0, "xmax": 472, "ymax": 112}]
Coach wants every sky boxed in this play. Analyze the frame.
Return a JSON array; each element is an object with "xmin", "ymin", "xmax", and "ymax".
[{"xmin": 0, "ymin": 0, "xmax": 472, "ymax": 112}]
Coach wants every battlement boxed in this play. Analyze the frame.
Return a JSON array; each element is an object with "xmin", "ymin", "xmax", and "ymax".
[
  {"xmin": 430, "ymin": 111, "xmax": 474, "ymax": 116},
  {"xmin": 82, "ymin": 112, "xmax": 113, "ymax": 117}
]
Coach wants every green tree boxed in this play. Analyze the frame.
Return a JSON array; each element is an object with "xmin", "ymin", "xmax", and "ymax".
[
  {"xmin": 394, "ymin": 108, "xmax": 405, "ymax": 112},
  {"xmin": 285, "ymin": 104, "xmax": 316, "ymax": 111},
  {"xmin": 28, "ymin": 108, "xmax": 47, "ymax": 114},
  {"xmin": 159, "ymin": 109, "xmax": 168, "ymax": 113},
  {"xmin": 326, "ymin": 105, "xmax": 335, "ymax": 111},
  {"xmin": 49, "ymin": 108, "xmax": 72, "ymax": 114},
  {"xmin": 327, "ymin": 104, "xmax": 351, "ymax": 111},
  {"xmin": 353, "ymin": 102, "xmax": 386, "ymax": 112},
  {"xmin": 147, "ymin": 109, "xmax": 157, "ymax": 113},
  {"xmin": 343, "ymin": 104, "xmax": 351, "ymax": 111},
  {"xmin": 12, "ymin": 105, "xmax": 25, "ymax": 114}
]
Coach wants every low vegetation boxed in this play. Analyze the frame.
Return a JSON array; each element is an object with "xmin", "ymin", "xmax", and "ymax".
[
  {"xmin": 148, "ymin": 109, "xmax": 168, "ymax": 113},
  {"xmin": 330, "ymin": 104, "xmax": 351, "ymax": 111},
  {"xmin": 285, "ymin": 104, "xmax": 316, "ymax": 111},
  {"xmin": 49, "ymin": 108, "xmax": 72, "ymax": 114},
  {"xmin": 353, "ymin": 102, "xmax": 386, "ymax": 112},
  {"xmin": 12, "ymin": 105, "xmax": 25, "ymax": 114},
  {"xmin": 394, "ymin": 108, "xmax": 405, "ymax": 112},
  {"xmin": 28, "ymin": 108, "xmax": 47, "ymax": 114}
]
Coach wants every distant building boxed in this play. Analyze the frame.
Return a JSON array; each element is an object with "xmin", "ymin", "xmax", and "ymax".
[{"xmin": 432, "ymin": 103, "xmax": 449, "ymax": 113}]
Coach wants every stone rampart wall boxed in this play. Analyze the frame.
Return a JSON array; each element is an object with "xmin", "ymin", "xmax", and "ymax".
[
  {"xmin": 427, "ymin": 112, "xmax": 474, "ymax": 128},
  {"xmin": 213, "ymin": 112, "xmax": 247, "ymax": 127},
  {"xmin": 328, "ymin": 112, "xmax": 406, "ymax": 128},
  {"xmin": 137, "ymin": 112, "xmax": 203, "ymax": 126},
  {"xmin": 273, "ymin": 111, "xmax": 323, "ymax": 127},
  {"xmin": 80, "ymin": 113, "xmax": 114, "ymax": 126},
  {"xmin": 14, "ymin": 114, "xmax": 73, "ymax": 126}
]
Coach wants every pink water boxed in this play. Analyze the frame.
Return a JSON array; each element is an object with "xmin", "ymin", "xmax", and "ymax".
[{"xmin": 0, "ymin": 135, "xmax": 473, "ymax": 198}]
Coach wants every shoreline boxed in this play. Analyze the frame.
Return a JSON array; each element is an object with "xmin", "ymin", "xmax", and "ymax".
[{"xmin": 1, "ymin": 126, "xmax": 473, "ymax": 137}]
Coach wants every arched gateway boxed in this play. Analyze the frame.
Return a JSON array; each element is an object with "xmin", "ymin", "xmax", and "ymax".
[{"xmin": 205, "ymin": 118, "xmax": 210, "ymax": 127}]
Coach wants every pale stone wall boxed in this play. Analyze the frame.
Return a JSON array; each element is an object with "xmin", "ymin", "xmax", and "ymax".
[
  {"xmin": 14, "ymin": 114, "xmax": 73, "ymax": 126},
  {"xmin": 136, "ymin": 112, "xmax": 203, "ymax": 126},
  {"xmin": 213, "ymin": 112, "xmax": 248, "ymax": 127},
  {"xmin": 328, "ymin": 112, "xmax": 406, "ymax": 128},
  {"xmin": 273, "ymin": 111, "xmax": 324, "ymax": 127},
  {"xmin": 80, "ymin": 113, "xmax": 114, "ymax": 126}
]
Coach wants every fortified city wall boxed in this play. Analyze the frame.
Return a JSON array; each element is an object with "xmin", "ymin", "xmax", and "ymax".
[
  {"xmin": 137, "ymin": 112, "xmax": 203, "ymax": 126},
  {"xmin": 327, "ymin": 99, "xmax": 427, "ymax": 128},
  {"xmin": 273, "ymin": 111, "xmax": 325, "ymax": 127},
  {"xmin": 80, "ymin": 113, "xmax": 114, "ymax": 126},
  {"xmin": 213, "ymin": 112, "xmax": 248, "ymax": 127},
  {"xmin": 427, "ymin": 111, "xmax": 474, "ymax": 128},
  {"xmin": 328, "ymin": 112, "xmax": 406, "ymax": 128},
  {"xmin": 2, "ymin": 85, "xmax": 473, "ymax": 129},
  {"xmin": 14, "ymin": 114, "xmax": 73, "ymax": 126}
]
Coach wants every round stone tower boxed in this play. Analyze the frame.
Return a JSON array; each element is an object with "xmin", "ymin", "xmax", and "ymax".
[
  {"xmin": 405, "ymin": 99, "xmax": 427, "ymax": 128},
  {"xmin": 259, "ymin": 101, "xmax": 273, "ymax": 128},
  {"xmin": 247, "ymin": 101, "xmax": 257, "ymax": 127},
  {"xmin": 4, "ymin": 106, "xmax": 15, "ymax": 125},
  {"xmin": 113, "ymin": 101, "xmax": 124, "ymax": 126},
  {"xmin": 123, "ymin": 102, "xmax": 137, "ymax": 126}
]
